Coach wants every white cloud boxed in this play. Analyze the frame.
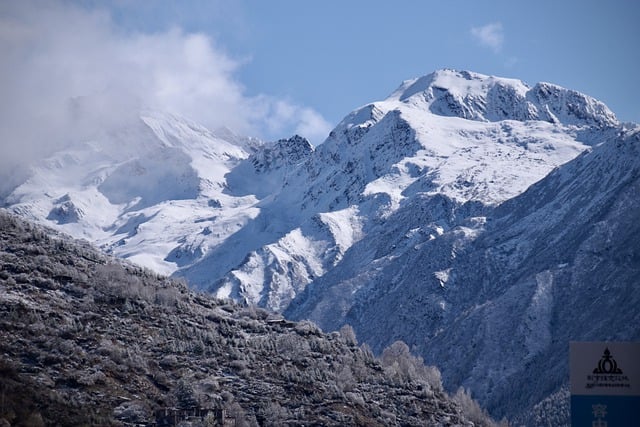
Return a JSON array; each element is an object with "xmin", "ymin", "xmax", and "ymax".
[
  {"xmin": 0, "ymin": 1, "xmax": 331, "ymax": 194},
  {"xmin": 293, "ymin": 108, "xmax": 333, "ymax": 145},
  {"xmin": 470, "ymin": 22, "xmax": 504, "ymax": 53},
  {"xmin": 256, "ymin": 98, "xmax": 332, "ymax": 145}
]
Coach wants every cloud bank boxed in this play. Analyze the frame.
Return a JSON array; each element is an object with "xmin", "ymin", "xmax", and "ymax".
[
  {"xmin": 470, "ymin": 22, "xmax": 504, "ymax": 53},
  {"xmin": 0, "ymin": 1, "xmax": 331, "ymax": 195}
]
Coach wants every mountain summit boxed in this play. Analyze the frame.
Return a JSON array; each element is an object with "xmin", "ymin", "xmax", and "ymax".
[
  {"xmin": 3, "ymin": 69, "xmax": 637, "ymax": 423},
  {"xmin": 389, "ymin": 69, "xmax": 618, "ymax": 127}
]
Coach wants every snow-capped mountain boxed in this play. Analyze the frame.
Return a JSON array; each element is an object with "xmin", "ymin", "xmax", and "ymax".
[
  {"xmin": 3, "ymin": 69, "xmax": 637, "ymax": 422},
  {"xmin": 179, "ymin": 69, "xmax": 618, "ymax": 310},
  {"xmin": 5, "ymin": 110, "xmax": 259, "ymax": 275}
]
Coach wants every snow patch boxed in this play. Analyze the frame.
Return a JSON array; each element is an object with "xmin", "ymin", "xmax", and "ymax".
[
  {"xmin": 318, "ymin": 206, "xmax": 363, "ymax": 251},
  {"xmin": 434, "ymin": 268, "xmax": 452, "ymax": 287}
]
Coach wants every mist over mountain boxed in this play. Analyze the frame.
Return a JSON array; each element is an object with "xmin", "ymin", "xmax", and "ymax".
[{"xmin": 3, "ymin": 69, "xmax": 638, "ymax": 423}]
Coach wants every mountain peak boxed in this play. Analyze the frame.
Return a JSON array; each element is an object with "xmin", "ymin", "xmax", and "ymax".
[
  {"xmin": 250, "ymin": 135, "xmax": 313, "ymax": 174},
  {"xmin": 389, "ymin": 68, "xmax": 528, "ymax": 103},
  {"xmin": 387, "ymin": 69, "xmax": 618, "ymax": 127}
]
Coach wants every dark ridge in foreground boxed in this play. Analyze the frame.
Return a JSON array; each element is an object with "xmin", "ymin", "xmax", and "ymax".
[{"xmin": 0, "ymin": 210, "xmax": 495, "ymax": 426}]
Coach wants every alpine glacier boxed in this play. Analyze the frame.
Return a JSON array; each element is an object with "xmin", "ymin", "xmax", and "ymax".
[{"xmin": 3, "ymin": 69, "xmax": 638, "ymax": 423}]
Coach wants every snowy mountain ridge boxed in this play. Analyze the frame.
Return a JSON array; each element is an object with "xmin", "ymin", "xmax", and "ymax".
[
  {"xmin": 390, "ymin": 69, "xmax": 618, "ymax": 127},
  {"xmin": 4, "ymin": 69, "xmax": 621, "ymax": 307},
  {"xmin": 178, "ymin": 69, "xmax": 613, "ymax": 312}
]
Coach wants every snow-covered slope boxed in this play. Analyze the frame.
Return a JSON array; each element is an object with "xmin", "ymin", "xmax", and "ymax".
[
  {"xmin": 3, "ymin": 69, "xmax": 635, "ymax": 422},
  {"xmin": 5, "ymin": 111, "xmax": 259, "ymax": 275}
]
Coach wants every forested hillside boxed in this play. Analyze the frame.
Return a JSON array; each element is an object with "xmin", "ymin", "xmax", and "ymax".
[{"xmin": 0, "ymin": 210, "xmax": 494, "ymax": 426}]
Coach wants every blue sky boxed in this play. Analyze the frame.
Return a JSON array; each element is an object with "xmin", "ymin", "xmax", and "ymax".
[
  {"xmin": 2, "ymin": 0, "xmax": 639, "ymax": 154},
  {"xmin": 231, "ymin": 0, "xmax": 640, "ymax": 126},
  {"xmin": 107, "ymin": 1, "xmax": 640, "ymax": 126}
]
